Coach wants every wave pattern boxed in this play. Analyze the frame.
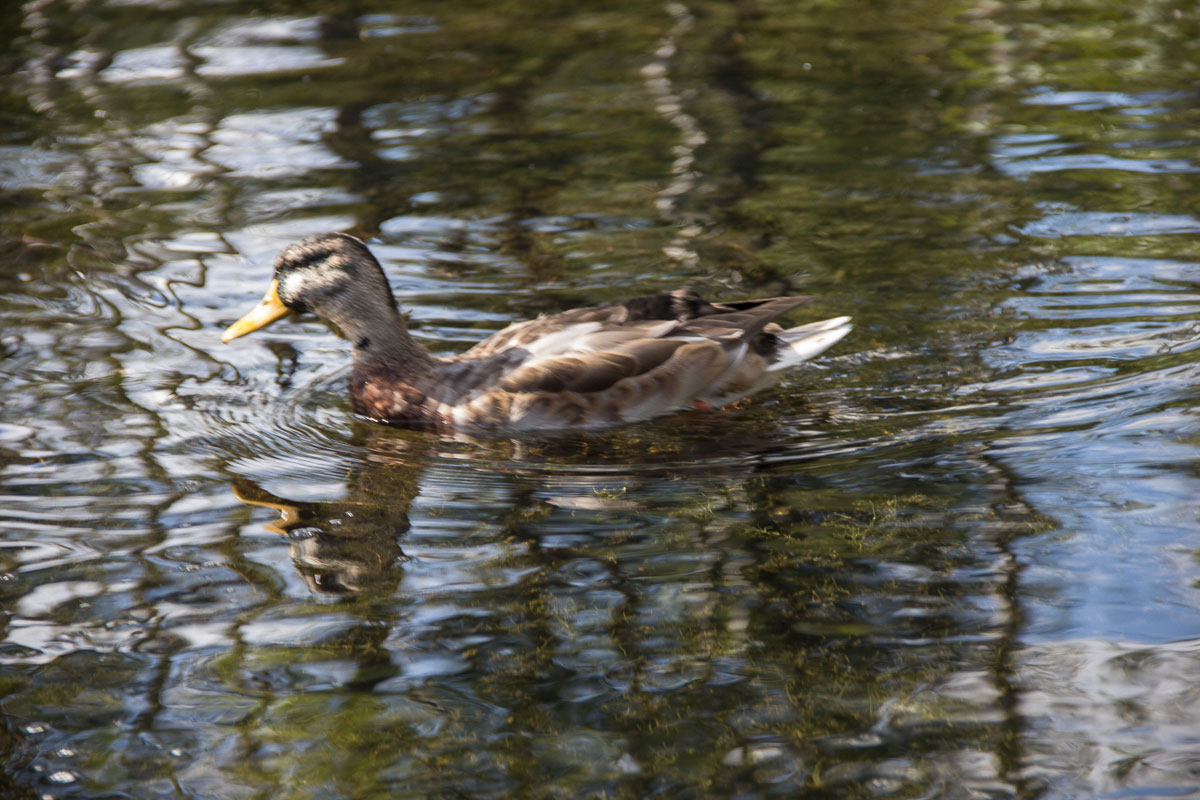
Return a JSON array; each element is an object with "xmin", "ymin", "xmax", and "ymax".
[{"xmin": 3, "ymin": 0, "xmax": 1200, "ymax": 798}]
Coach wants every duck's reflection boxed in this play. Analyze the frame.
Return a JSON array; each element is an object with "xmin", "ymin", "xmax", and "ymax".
[
  {"xmin": 223, "ymin": 408, "xmax": 1045, "ymax": 795},
  {"xmin": 228, "ymin": 409, "xmax": 812, "ymax": 596},
  {"xmin": 230, "ymin": 428, "xmax": 435, "ymax": 595},
  {"xmin": 232, "ymin": 479, "xmax": 409, "ymax": 595}
]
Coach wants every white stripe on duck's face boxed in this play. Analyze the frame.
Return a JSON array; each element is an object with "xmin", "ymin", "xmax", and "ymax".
[
  {"xmin": 275, "ymin": 261, "xmax": 365, "ymax": 318},
  {"xmin": 270, "ymin": 233, "xmax": 387, "ymax": 314}
]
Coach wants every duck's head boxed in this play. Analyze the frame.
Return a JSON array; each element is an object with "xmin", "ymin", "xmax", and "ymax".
[{"xmin": 222, "ymin": 232, "xmax": 399, "ymax": 344}]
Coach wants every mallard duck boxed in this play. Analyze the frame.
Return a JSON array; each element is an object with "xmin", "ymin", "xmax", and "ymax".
[{"xmin": 222, "ymin": 232, "xmax": 851, "ymax": 430}]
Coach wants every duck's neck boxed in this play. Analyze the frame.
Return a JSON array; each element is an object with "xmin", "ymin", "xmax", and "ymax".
[{"xmin": 341, "ymin": 308, "xmax": 435, "ymax": 377}]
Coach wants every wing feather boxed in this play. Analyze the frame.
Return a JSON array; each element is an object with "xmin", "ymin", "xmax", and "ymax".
[
  {"xmin": 460, "ymin": 290, "xmax": 814, "ymax": 358},
  {"xmin": 425, "ymin": 290, "xmax": 845, "ymax": 429}
]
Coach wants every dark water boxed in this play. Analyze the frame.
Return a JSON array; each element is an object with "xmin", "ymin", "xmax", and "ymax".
[{"xmin": 3, "ymin": 0, "xmax": 1200, "ymax": 797}]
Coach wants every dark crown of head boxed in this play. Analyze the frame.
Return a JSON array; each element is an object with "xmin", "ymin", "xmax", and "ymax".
[{"xmin": 276, "ymin": 233, "xmax": 373, "ymax": 276}]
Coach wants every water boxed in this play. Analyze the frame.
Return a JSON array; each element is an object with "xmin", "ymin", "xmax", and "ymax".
[{"xmin": 3, "ymin": 0, "xmax": 1200, "ymax": 797}]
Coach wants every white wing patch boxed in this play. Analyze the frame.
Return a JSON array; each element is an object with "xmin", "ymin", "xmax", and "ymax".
[
  {"xmin": 520, "ymin": 322, "xmax": 605, "ymax": 358},
  {"xmin": 520, "ymin": 319, "xmax": 684, "ymax": 360}
]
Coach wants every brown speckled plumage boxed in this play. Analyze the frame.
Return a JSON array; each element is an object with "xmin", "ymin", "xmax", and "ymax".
[{"xmin": 223, "ymin": 232, "xmax": 852, "ymax": 430}]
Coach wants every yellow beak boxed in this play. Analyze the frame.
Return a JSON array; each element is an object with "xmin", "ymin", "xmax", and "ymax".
[{"xmin": 222, "ymin": 280, "xmax": 291, "ymax": 342}]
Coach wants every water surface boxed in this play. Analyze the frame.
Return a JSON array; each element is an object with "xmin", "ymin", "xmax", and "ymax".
[{"xmin": 3, "ymin": 0, "xmax": 1200, "ymax": 797}]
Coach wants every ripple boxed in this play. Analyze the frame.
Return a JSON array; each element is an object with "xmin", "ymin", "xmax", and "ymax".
[
  {"xmin": 0, "ymin": 146, "xmax": 80, "ymax": 190},
  {"xmin": 1019, "ymin": 211, "xmax": 1200, "ymax": 238},
  {"xmin": 996, "ymin": 153, "xmax": 1197, "ymax": 177},
  {"xmin": 191, "ymin": 364, "xmax": 364, "ymax": 495},
  {"xmin": 1022, "ymin": 88, "xmax": 1188, "ymax": 111},
  {"xmin": 100, "ymin": 45, "xmax": 188, "ymax": 83},
  {"xmin": 358, "ymin": 14, "xmax": 441, "ymax": 38},
  {"xmin": 204, "ymin": 16, "xmax": 325, "ymax": 45},
  {"xmin": 190, "ymin": 17, "xmax": 342, "ymax": 77},
  {"xmin": 990, "ymin": 257, "xmax": 1200, "ymax": 368},
  {"xmin": 193, "ymin": 45, "xmax": 344, "ymax": 78},
  {"xmin": 207, "ymin": 109, "xmax": 350, "ymax": 178},
  {"xmin": 6, "ymin": 1, "xmax": 1200, "ymax": 798},
  {"xmin": 1021, "ymin": 638, "xmax": 1200, "ymax": 796}
]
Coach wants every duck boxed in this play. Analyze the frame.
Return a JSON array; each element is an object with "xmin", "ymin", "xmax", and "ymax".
[{"xmin": 222, "ymin": 232, "xmax": 851, "ymax": 430}]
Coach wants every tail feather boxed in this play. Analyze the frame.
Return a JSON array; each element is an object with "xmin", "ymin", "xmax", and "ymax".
[{"xmin": 768, "ymin": 315, "xmax": 852, "ymax": 371}]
